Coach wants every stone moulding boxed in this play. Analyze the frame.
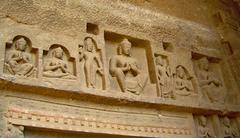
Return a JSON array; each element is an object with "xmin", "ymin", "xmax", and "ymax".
[
  {"xmin": 5, "ymin": 108, "xmax": 192, "ymax": 138},
  {"xmin": 0, "ymin": 74, "xmax": 238, "ymax": 114}
]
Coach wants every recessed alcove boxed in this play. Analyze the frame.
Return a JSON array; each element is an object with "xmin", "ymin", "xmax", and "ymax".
[
  {"xmin": 104, "ymin": 31, "xmax": 157, "ymax": 97},
  {"xmin": 87, "ymin": 23, "xmax": 99, "ymax": 35}
]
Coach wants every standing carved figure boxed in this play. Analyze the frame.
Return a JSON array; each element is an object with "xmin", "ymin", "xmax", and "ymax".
[
  {"xmin": 197, "ymin": 116, "xmax": 216, "ymax": 138},
  {"xmin": 155, "ymin": 55, "xmax": 174, "ymax": 98},
  {"xmin": 222, "ymin": 117, "xmax": 239, "ymax": 138},
  {"xmin": 197, "ymin": 57, "xmax": 225, "ymax": 103},
  {"xmin": 43, "ymin": 46, "xmax": 75, "ymax": 79},
  {"xmin": 109, "ymin": 38, "xmax": 148, "ymax": 95},
  {"xmin": 5, "ymin": 37, "xmax": 36, "ymax": 77},
  {"xmin": 79, "ymin": 37, "xmax": 104, "ymax": 88},
  {"xmin": 175, "ymin": 66, "xmax": 194, "ymax": 96}
]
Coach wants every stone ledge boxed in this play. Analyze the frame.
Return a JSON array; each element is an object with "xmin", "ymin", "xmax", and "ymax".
[
  {"xmin": 0, "ymin": 74, "xmax": 239, "ymax": 115},
  {"xmin": 6, "ymin": 109, "xmax": 192, "ymax": 138}
]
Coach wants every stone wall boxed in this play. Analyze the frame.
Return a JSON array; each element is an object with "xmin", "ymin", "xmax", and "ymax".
[{"xmin": 0, "ymin": 0, "xmax": 239, "ymax": 138}]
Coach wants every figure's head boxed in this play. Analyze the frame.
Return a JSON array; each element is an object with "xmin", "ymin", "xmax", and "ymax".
[
  {"xmin": 84, "ymin": 37, "xmax": 96, "ymax": 52},
  {"xmin": 223, "ymin": 117, "xmax": 231, "ymax": 127},
  {"xmin": 176, "ymin": 66, "xmax": 186, "ymax": 79},
  {"xmin": 199, "ymin": 116, "xmax": 207, "ymax": 127},
  {"xmin": 156, "ymin": 55, "xmax": 164, "ymax": 66},
  {"xmin": 15, "ymin": 38, "xmax": 27, "ymax": 51},
  {"xmin": 53, "ymin": 47, "xmax": 64, "ymax": 59},
  {"xmin": 199, "ymin": 57, "xmax": 209, "ymax": 71},
  {"xmin": 118, "ymin": 38, "xmax": 131, "ymax": 56}
]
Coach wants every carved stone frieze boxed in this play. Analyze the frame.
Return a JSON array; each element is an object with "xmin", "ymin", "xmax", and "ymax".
[{"xmin": 0, "ymin": 0, "xmax": 240, "ymax": 137}]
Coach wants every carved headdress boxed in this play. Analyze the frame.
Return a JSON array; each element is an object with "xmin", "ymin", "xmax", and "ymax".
[
  {"xmin": 198, "ymin": 57, "xmax": 209, "ymax": 70},
  {"xmin": 14, "ymin": 37, "xmax": 27, "ymax": 51},
  {"xmin": 117, "ymin": 38, "xmax": 131, "ymax": 55},
  {"xmin": 84, "ymin": 37, "xmax": 97, "ymax": 52},
  {"xmin": 52, "ymin": 47, "xmax": 64, "ymax": 59}
]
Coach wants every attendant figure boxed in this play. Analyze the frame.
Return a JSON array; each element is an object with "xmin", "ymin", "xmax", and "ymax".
[
  {"xmin": 197, "ymin": 57, "xmax": 225, "ymax": 103},
  {"xmin": 79, "ymin": 37, "xmax": 104, "ymax": 88},
  {"xmin": 155, "ymin": 55, "xmax": 174, "ymax": 98},
  {"xmin": 175, "ymin": 66, "xmax": 194, "ymax": 96}
]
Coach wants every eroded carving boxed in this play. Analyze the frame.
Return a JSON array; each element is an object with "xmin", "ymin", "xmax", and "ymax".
[
  {"xmin": 43, "ymin": 46, "xmax": 76, "ymax": 79},
  {"xmin": 155, "ymin": 55, "xmax": 174, "ymax": 98},
  {"xmin": 4, "ymin": 122, "xmax": 24, "ymax": 138},
  {"xmin": 4, "ymin": 36, "xmax": 36, "ymax": 77},
  {"xmin": 109, "ymin": 38, "xmax": 148, "ymax": 95},
  {"xmin": 175, "ymin": 65, "xmax": 194, "ymax": 96},
  {"xmin": 79, "ymin": 37, "xmax": 104, "ymax": 89},
  {"xmin": 197, "ymin": 116, "xmax": 216, "ymax": 138},
  {"xmin": 222, "ymin": 117, "xmax": 239, "ymax": 138},
  {"xmin": 196, "ymin": 57, "xmax": 225, "ymax": 103}
]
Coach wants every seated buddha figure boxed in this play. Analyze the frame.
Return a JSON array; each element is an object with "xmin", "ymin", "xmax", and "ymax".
[
  {"xmin": 175, "ymin": 65, "xmax": 194, "ymax": 96},
  {"xmin": 43, "ymin": 46, "xmax": 75, "ymax": 79},
  {"xmin": 198, "ymin": 116, "xmax": 216, "ymax": 138},
  {"xmin": 109, "ymin": 38, "xmax": 148, "ymax": 95},
  {"xmin": 197, "ymin": 57, "xmax": 225, "ymax": 103},
  {"xmin": 5, "ymin": 37, "xmax": 36, "ymax": 77}
]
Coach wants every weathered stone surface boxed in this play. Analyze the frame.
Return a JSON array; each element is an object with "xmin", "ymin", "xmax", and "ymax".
[{"xmin": 0, "ymin": 0, "xmax": 239, "ymax": 138}]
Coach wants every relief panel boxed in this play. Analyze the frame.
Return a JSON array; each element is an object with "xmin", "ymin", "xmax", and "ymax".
[
  {"xmin": 220, "ymin": 117, "xmax": 240, "ymax": 138},
  {"xmin": 194, "ymin": 115, "xmax": 217, "ymax": 138},
  {"xmin": 155, "ymin": 46, "xmax": 198, "ymax": 100},
  {"xmin": 43, "ymin": 45, "xmax": 76, "ymax": 79},
  {"xmin": 174, "ymin": 65, "xmax": 194, "ymax": 97},
  {"xmin": 155, "ymin": 54, "xmax": 174, "ymax": 99},
  {"xmin": 4, "ymin": 35, "xmax": 37, "ymax": 78},
  {"xmin": 105, "ymin": 32, "xmax": 156, "ymax": 96},
  {"xmin": 192, "ymin": 54, "xmax": 226, "ymax": 104},
  {"xmin": 79, "ymin": 37, "xmax": 105, "ymax": 90}
]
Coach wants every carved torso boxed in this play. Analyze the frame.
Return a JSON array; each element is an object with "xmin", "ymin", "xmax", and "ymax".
[
  {"xmin": 113, "ymin": 55, "xmax": 139, "ymax": 77},
  {"xmin": 49, "ymin": 58, "xmax": 68, "ymax": 73}
]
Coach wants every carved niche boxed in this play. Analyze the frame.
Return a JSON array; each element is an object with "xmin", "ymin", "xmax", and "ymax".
[
  {"xmin": 4, "ymin": 35, "xmax": 37, "ymax": 77},
  {"xmin": 43, "ymin": 45, "xmax": 76, "ymax": 79},
  {"xmin": 155, "ymin": 54, "xmax": 174, "ymax": 99},
  {"xmin": 105, "ymin": 32, "xmax": 156, "ymax": 96},
  {"xmin": 194, "ymin": 115, "xmax": 216, "ymax": 138},
  {"xmin": 154, "ymin": 54, "xmax": 195, "ymax": 99},
  {"xmin": 221, "ymin": 117, "xmax": 240, "ymax": 138},
  {"xmin": 79, "ymin": 37, "xmax": 104, "ymax": 89},
  {"xmin": 174, "ymin": 65, "xmax": 194, "ymax": 97},
  {"xmin": 193, "ymin": 55, "xmax": 226, "ymax": 104},
  {"xmin": 109, "ymin": 38, "xmax": 148, "ymax": 95}
]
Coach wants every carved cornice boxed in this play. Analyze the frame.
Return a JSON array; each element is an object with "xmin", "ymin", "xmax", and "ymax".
[{"xmin": 6, "ymin": 108, "xmax": 192, "ymax": 137}]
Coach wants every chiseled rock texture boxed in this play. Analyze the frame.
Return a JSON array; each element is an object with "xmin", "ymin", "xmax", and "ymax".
[{"xmin": 0, "ymin": 0, "xmax": 240, "ymax": 138}]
